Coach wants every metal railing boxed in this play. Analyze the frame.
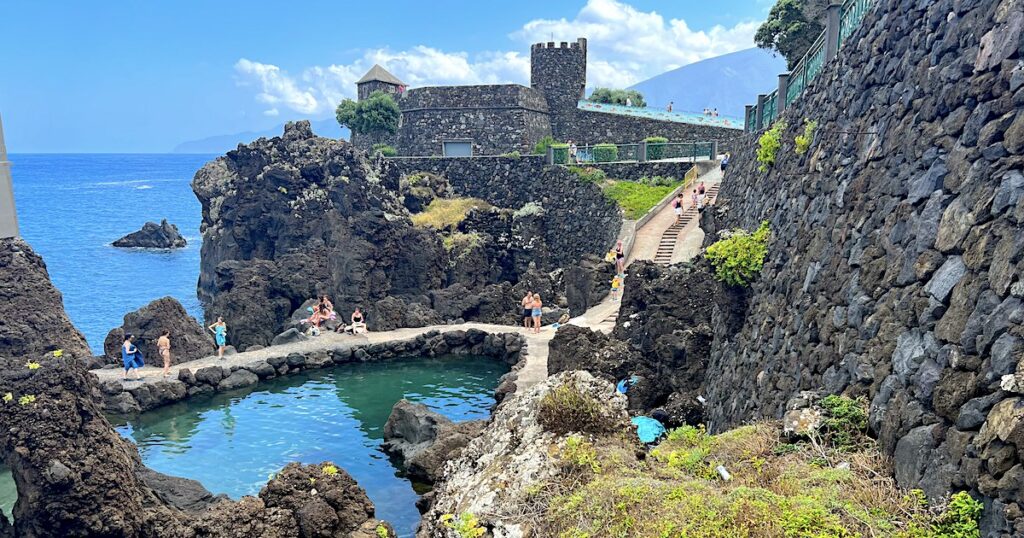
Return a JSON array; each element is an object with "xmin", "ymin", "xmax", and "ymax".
[
  {"xmin": 549, "ymin": 140, "xmax": 717, "ymax": 165},
  {"xmin": 745, "ymin": 0, "xmax": 876, "ymax": 132}
]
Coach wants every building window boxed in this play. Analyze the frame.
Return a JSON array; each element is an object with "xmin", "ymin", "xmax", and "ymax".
[{"xmin": 442, "ymin": 140, "xmax": 473, "ymax": 157}]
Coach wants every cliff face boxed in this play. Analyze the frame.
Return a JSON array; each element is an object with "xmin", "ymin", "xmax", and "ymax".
[
  {"xmin": 192, "ymin": 121, "xmax": 448, "ymax": 348},
  {"xmin": 0, "ymin": 238, "xmax": 91, "ymax": 360},
  {"xmin": 706, "ymin": 0, "xmax": 1024, "ymax": 532}
]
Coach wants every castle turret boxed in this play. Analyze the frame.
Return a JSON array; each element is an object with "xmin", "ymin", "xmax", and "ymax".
[
  {"xmin": 0, "ymin": 112, "xmax": 19, "ymax": 239},
  {"xmin": 530, "ymin": 38, "xmax": 587, "ymax": 139},
  {"xmin": 356, "ymin": 64, "xmax": 406, "ymax": 101}
]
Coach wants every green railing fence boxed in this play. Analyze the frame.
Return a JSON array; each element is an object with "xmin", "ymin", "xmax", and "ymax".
[{"xmin": 746, "ymin": 0, "xmax": 875, "ymax": 132}]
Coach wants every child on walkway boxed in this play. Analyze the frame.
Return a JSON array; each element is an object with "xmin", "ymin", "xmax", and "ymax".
[{"xmin": 610, "ymin": 275, "xmax": 622, "ymax": 301}]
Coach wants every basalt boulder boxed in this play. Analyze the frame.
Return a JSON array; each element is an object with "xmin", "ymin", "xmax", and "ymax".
[
  {"xmin": 112, "ymin": 219, "xmax": 187, "ymax": 249},
  {"xmin": 382, "ymin": 399, "xmax": 484, "ymax": 483},
  {"xmin": 103, "ymin": 296, "xmax": 213, "ymax": 365}
]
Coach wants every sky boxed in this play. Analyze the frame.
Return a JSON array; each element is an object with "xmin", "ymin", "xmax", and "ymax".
[{"xmin": 0, "ymin": 0, "xmax": 773, "ymax": 153}]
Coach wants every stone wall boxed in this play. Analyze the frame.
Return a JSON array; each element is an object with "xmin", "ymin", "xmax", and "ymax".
[
  {"xmin": 396, "ymin": 85, "xmax": 551, "ymax": 156},
  {"xmin": 530, "ymin": 39, "xmax": 587, "ymax": 130},
  {"xmin": 702, "ymin": 0, "xmax": 1024, "ymax": 533},
  {"xmin": 95, "ymin": 329, "xmax": 526, "ymax": 414},
  {"xmin": 583, "ymin": 160, "xmax": 694, "ymax": 182},
  {"xmin": 388, "ymin": 156, "xmax": 622, "ymax": 270},
  {"xmin": 559, "ymin": 109, "xmax": 743, "ymax": 152}
]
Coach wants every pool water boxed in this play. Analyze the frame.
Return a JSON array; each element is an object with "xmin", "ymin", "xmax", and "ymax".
[{"xmin": 1, "ymin": 355, "xmax": 508, "ymax": 536}]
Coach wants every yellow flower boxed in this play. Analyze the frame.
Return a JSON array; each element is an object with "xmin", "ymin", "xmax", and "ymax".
[
  {"xmin": 321, "ymin": 464, "xmax": 339, "ymax": 476},
  {"xmin": 2, "ymin": 393, "xmax": 12, "ymax": 403},
  {"xmin": 18, "ymin": 395, "xmax": 36, "ymax": 405},
  {"xmin": 52, "ymin": 349, "xmax": 64, "ymax": 358},
  {"xmin": 25, "ymin": 361, "xmax": 41, "ymax": 370}
]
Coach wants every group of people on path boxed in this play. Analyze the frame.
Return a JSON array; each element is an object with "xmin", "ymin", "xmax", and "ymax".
[
  {"xmin": 671, "ymin": 181, "xmax": 710, "ymax": 224},
  {"xmin": 120, "ymin": 317, "xmax": 230, "ymax": 382},
  {"xmin": 702, "ymin": 108, "xmax": 720, "ymax": 117},
  {"xmin": 519, "ymin": 291, "xmax": 571, "ymax": 333}
]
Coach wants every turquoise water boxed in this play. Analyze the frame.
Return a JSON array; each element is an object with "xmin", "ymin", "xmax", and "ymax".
[
  {"xmin": 1, "ymin": 355, "xmax": 507, "ymax": 536},
  {"xmin": 10, "ymin": 154, "xmax": 213, "ymax": 353}
]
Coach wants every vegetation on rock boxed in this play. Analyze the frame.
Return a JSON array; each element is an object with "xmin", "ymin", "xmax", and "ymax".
[
  {"xmin": 757, "ymin": 120, "xmax": 787, "ymax": 172},
  {"xmin": 371, "ymin": 143, "xmax": 397, "ymax": 157},
  {"xmin": 706, "ymin": 221, "xmax": 771, "ymax": 286},
  {"xmin": 603, "ymin": 180, "xmax": 683, "ymax": 220},
  {"xmin": 537, "ymin": 421, "xmax": 983, "ymax": 537},
  {"xmin": 794, "ymin": 119, "xmax": 817, "ymax": 155},
  {"xmin": 592, "ymin": 143, "xmax": 619, "ymax": 163},
  {"xmin": 411, "ymin": 198, "xmax": 491, "ymax": 230},
  {"xmin": 755, "ymin": 0, "xmax": 826, "ymax": 68},
  {"xmin": 568, "ymin": 166, "xmax": 607, "ymax": 184},
  {"xmin": 538, "ymin": 381, "xmax": 619, "ymax": 435},
  {"xmin": 335, "ymin": 91, "xmax": 401, "ymax": 135},
  {"xmin": 440, "ymin": 512, "xmax": 486, "ymax": 538},
  {"xmin": 588, "ymin": 88, "xmax": 646, "ymax": 107},
  {"xmin": 533, "ymin": 135, "xmax": 560, "ymax": 155}
]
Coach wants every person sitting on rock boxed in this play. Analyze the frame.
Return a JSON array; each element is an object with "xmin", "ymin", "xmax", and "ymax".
[
  {"xmin": 350, "ymin": 308, "xmax": 367, "ymax": 334},
  {"xmin": 319, "ymin": 295, "xmax": 336, "ymax": 320}
]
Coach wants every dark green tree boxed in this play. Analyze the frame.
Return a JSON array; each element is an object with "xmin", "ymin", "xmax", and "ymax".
[
  {"xmin": 335, "ymin": 90, "xmax": 400, "ymax": 135},
  {"xmin": 755, "ymin": 0, "xmax": 825, "ymax": 69},
  {"xmin": 588, "ymin": 88, "xmax": 645, "ymax": 107}
]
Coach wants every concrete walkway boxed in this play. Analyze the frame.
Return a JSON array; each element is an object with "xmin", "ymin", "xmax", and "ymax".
[{"xmin": 92, "ymin": 165, "xmax": 720, "ymax": 394}]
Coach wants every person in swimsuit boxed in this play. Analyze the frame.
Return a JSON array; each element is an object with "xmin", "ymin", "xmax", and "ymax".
[
  {"xmin": 672, "ymin": 193, "xmax": 684, "ymax": 223},
  {"xmin": 351, "ymin": 308, "xmax": 367, "ymax": 334},
  {"xmin": 691, "ymin": 189, "xmax": 699, "ymax": 209},
  {"xmin": 121, "ymin": 334, "xmax": 143, "ymax": 381},
  {"xmin": 208, "ymin": 317, "xmax": 228, "ymax": 359},
  {"xmin": 521, "ymin": 292, "xmax": 534, "ymax": 330},
  {"xmin": 614, "ymin": 239, "xmax": 625, "ymax": 276},
  {"xmin": 157, "ymin": 330, "xmax": 171, "ymax": 378},
  {"xmin": 698, "ymin": 181, "xmax": 706, "ymax": 195},
  {"xmin": 531, "ymin": 294, "xmax": 543, "ymax": 334}
]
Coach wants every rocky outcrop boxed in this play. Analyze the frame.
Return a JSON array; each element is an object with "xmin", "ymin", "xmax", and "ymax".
[
  {"xmin": 192, "ymin": 121, "xmax": 448, "ymax": 348},
  {"xmin": 419, "ymin": 371, "xmax": 630, "ymax": 537},
  {"xmin": 549, "ymin": 261, "xmax": 719, "ymax": 426},
  {"xmin": 382, "ymin": 399, "xmax": 484, "ymax": 483},
  {"xmin": 0, "ymin": 352, "xmax": 393, "ymax": 537},
  {"xmin": 700, "ymin": 0, "xmax": 1024, "ymax": 533},
  {"xmin": 112, "ymin": 219, "xmax": 187, "ymax": 249},
  {"xmin": 0, "ymin": 237, "xmax": 91, "ymax": 360},
  {"xmin": 102, "ymin": 296, "xmax": 214, "ymax": 365}
]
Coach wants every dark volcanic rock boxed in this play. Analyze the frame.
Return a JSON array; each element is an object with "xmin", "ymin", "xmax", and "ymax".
[
  {"xmin": 0, "ymin": 237, "xmax": 91, "ymax": 360},
  {"xmin": 191, "ymin": 121, "xmax": 448, "ymax": 349},
  {"xmin": 103, "ymin": 296, "xmax": 214, "ymax": 365},
  {"xmin": 112, "ymin": 219, "xmax": 187, "ymax": 249},
  {"xmin": 383, "ymin": 399, "xmax": 485, "ymax": 483},
  {"xmin": 0, "ymin": 348, "xmax": 393, "ymax": 537}
]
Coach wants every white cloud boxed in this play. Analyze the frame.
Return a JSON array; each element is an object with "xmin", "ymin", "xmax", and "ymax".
[
  {"xmin": 234, "ymin": 0, "xmax": 759, "ymax": 115},
  {"xmin": 263, "ymin": 108, "xmax": 279, "ymax": 117}
]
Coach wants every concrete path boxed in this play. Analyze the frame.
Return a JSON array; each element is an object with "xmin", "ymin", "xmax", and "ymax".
[{"xmin": 92, "ymin": 165, "xmax": 721, "ymax": 394}]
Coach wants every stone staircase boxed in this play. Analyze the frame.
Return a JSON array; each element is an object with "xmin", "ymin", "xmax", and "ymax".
[{"xmin": 652, "ymin": 184, "xmax": 720, "ymax": 266}]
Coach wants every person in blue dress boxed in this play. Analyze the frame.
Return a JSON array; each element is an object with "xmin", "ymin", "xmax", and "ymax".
[
  {"xmin": 208, "ymin": 317, "xmax": 228, "ymax": 359},
  {"xmin": 121, "ymin": 334, "xmax": 144, "ymax": 381}
]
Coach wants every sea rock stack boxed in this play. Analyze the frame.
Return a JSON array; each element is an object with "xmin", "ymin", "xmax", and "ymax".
[
  {"xmin": 102, "ymin": 296, "xmax": 214, "ymax": 365},
  {"xmin": 112, "ymin": 219, "xmax": 187, "ymax": 249}
]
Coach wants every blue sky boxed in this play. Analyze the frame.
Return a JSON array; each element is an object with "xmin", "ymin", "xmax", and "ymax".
[{"xmin": 1, "ymin": 0, "xmax": 771, "ymax": 152}]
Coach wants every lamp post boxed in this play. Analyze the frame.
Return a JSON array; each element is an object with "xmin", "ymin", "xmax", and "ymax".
[{"xmin": 0, "ymin": 112, "xmax": 19, "ymax": 239}]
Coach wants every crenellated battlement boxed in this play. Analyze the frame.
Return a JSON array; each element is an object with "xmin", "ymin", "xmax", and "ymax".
[{"xmin": 530, "ymin": 38, "xmax": 587, "ymax": 52}]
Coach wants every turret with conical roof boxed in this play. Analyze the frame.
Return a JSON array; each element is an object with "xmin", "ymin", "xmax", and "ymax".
[
  {"xmin": 356, "ymin": 64, "xmax": 406, "ymax": 101},
  {"xmin": 0, "ymin": 112, "xmax": 19, "ymax": 238}
]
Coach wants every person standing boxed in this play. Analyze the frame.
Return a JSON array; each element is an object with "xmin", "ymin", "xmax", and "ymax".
[
  {"xmin": 121, "ymin": 334, "xmax": 143, "ymax": 381},
  {"xmin": 521, "ymin": 292, "xmax": 534, "ymax": 330},
  {"xmin": 614, "ymin": 239, "xmax": 625, "ymax": 276},
  {"xmin": 568, "ymin": 140, "xmax": 578, "ymax": 164},
  {"xmin": 157, "ymin": 330, "xmax": 172, "ymax": 378},
  {"xmin": 666, "ymin": 101, "xmax": 674, "ymax": 112},
  {"xmin": 721, "ymin": 152, "xmax": 731, "ymax": 172},
  {"xmin": 698, "ymin": 181, "xmax": 706, "ymax": 195},
  {"xmin": 691, "ymin": 189, "xmax": 699, "ymax": 209},
  {"xmin": 672, "ymin": 193, "xmax": 684, "ymax": 223},
  {"xmin": 625, "ymin": 97, "xmax": 633, "ymax": 107},
  {"xmin": 208, "ymin": 317, "xmax": 228, "ymax": 359},
  {"xmin": 532, "ymin": 294, "xmax": 544, "ymax": 333},
  {"xmin": 610, "ymin": 275, "xmax": 622, "ymax": 302}
]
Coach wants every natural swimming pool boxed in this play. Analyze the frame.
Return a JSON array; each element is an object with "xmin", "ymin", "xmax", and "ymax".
[{"xmin": 0, "ymin": 355, "xmax": 508, "ymax": 537}]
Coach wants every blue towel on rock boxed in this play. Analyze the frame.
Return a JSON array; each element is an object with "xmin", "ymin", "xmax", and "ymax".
[{"xmin": 631, "ymin": 416, "xmax": 666, "ymax": 444}]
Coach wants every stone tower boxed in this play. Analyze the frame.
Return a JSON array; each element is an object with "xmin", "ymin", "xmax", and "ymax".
[
  {"xmin": 356, "ymin": 64, "xmax": 406, "ymax": 101},
  {"xmin": 530, "ymin": 38, "xmax": 587, "ymax": 139},
  {"xmin": 0, "ymin": 112, "xmax": 18, "ymax": 239}
]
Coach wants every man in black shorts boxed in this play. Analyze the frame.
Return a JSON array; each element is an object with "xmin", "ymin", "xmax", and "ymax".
[{"xmin": 521, "ymin": 291, "xmax": 534, "ymax": 330}]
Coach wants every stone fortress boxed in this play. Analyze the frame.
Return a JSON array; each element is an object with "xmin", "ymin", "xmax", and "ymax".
[{"xmin": 352, "ymin": 37, "xmax": 742, "ymax": 156}]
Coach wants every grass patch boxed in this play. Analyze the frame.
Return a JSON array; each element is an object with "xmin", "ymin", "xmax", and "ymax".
[
  {"xmin": 410, "ymin": 197, "xmax": 490, "ymax": 230},
  {"xmin": 538, "ymin": 381, "xmax": 619, "ymax": 436},
  {"xmin": 536, "ymin": 421, "xmax": 981, "ymax": 538},
  {"xmin": 442, "ymin": 232, "xmax": 483, "ymax": 253},
  {"xmin": 602, "ymin": 180, "xmax": 682, "ymax": 220}
]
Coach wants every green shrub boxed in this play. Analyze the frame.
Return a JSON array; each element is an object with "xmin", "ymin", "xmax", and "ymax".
[
  {"xmin": 440, "ymin": 512, "xmax": 486, "ymax": 538},
  {"xmin": 551, "ymin": 143, "xmax": 570, "ymax": 164},
  {"xmin": 819, "ymin": 395, "xmax": 868, "ymax": 451},
  {"xmin": 533, "ymin": 135, "xmax": 560, "ymax": 155},
  {"xmin": 705, "ymin": 220, "xmax": 771, "ymax": 286},
  {"xmin": 602, "ymin": 180, "xmax": 682, "ymax": 220},
  {"xmin": 589, "ymin": 88, "xmax": 646, "ymax": 107},
  {"xmin": 371, "ymin": 143, "xmax": 397, "ymax": 157},
  {"xmin": 795, "ymin": 119, "xmax": 818, "ymax": 155},
  {"xmin": 336, "ymin": 91, "xmax": 401, "ymax": 135},
  {"xmin": 500, "ymin": 150, "xmax": 521, "ymax": 158},
  {"xmin": 756, "ymin": 120, "xmax": 787, "ymax": 172},
  {"xmin": 538, "ymin": 381, "xmax": 616, "ymax": 435},
  {"xmin": 568, "ymin": 166, "xmax": 607, "ymax": 183},
  {"xmin": 375, "ymin": 523, "xmax": 389, "ymax": 538},
  {"xmin": 637, "ymin": 175, "xmax": 676, "ymax": 187},
  {"xmin": 645, "ymin": 136, "xmax": 668, "ymax": 160},
  {"xmin": 929, "ymin": 492, "xmax": 983, "ymax": 538},
  {"xmin": 592, "ymin": 143, "xmax": 619, "ymax": 163},
  {"xmin": 561, "ymin": 435, "xmax": 601, "ymax": 474}
]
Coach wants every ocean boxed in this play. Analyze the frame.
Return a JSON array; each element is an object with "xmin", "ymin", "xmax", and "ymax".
[{"xmin": 10, "ymin": 154, "xmax": 215, "ymax": 355}]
